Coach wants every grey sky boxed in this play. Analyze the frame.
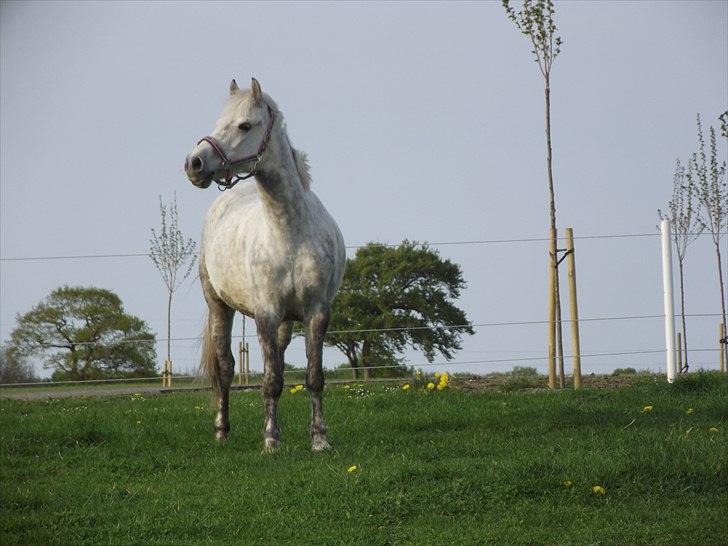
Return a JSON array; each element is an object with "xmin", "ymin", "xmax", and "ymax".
[{"xmin": 1, "ymin": 0, "xmax": 726, "ymax": 379}]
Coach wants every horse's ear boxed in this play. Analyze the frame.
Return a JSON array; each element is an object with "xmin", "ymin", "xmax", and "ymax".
[
  {"xmin": 229, "ymin": 79, "xmax": 239, "ymax": 96},
  {"xmin": 251, "ymin": 77, "xmax": 262, "ymax": 104}
]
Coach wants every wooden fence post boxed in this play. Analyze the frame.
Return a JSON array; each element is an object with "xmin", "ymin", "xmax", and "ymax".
[
  {"xmin": 163, "ymin": 360, "xmax": 172, "ymax": 387},
  {"xmin": 547, "ymin": 228, "xmax": 557, "ymax": 389},
  {"xmin": 565, "ymin": 228, "xmax": 582, "ymax": 389},
  {"xmin": 238, "ymin": 341, "xmax": 244, "ymax": 385},
  {"xmin": 245, "ymin": 342, "xmax": 250, "ymax": 384}
]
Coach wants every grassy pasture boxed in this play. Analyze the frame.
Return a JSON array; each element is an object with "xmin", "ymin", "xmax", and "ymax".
[{"xmin": 1, "ymin": 373, "xmax": 726, "ymax": 545}]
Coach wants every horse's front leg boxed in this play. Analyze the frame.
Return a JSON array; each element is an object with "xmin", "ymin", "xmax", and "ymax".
[
  {"xmin": 256, "ymin": 315, "xmax": 284, "ymax": 452},
  {"xmin": 201, "ymin": 272, "xmax": 235, "ymax": 442},
  {"xmin": 305, "ymin": 307, "xmax": 331, "ymax": 451}
]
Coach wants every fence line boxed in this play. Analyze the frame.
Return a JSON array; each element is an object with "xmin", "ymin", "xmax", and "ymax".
[
  {"xmin": 2, "ymin": 231, "xmax": 724, "ymax": 263},
  {"xmin": 2, "ymin": 348, "xmax": 721, "ymax": 388},
  {"xmin": 15, "ymin": 312, "xmax": 722, "ymax": 349}
]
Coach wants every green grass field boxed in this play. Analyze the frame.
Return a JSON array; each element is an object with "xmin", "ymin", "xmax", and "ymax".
[{"xmin": 1, "ymin": 373, "xmax": 726, "ymax": 545}]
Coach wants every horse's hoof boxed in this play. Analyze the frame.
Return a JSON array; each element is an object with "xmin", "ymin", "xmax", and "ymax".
[
  {"xmin": 262, "ymin": 437, "xmax": 280, "ymax": 454},
  {"xmin": 214, "ymin": 430, "xmax": 229, "ymax": 442},
  {"xmin": 311, "ymin": 437, "xmax": 332, "ymax": 452}
]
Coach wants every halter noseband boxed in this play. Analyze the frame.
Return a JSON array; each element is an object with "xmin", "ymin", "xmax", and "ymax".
[{"xmin": 197, "ymin": 104, "xmax": 277, "ymax": 191}]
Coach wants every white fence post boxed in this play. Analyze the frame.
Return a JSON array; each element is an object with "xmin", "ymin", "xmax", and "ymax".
[{"xmin": 660, "ymin": 220, "xmax": 677, "ymax": 383}]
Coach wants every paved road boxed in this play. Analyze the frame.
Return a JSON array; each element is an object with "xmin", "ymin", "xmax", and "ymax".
[{"xmin": 0, "ymin": 384, "xmax": 262, "ymax": 401}]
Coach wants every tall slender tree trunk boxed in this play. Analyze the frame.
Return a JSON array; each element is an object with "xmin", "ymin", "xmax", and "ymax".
[
  {"xmin": 677, "ymin": 260, "xmax": 689, "ymax": 372},
  {"xmin": 545, "ymin": 77, "xmax": 563, "ymax": 385},
  {"xmin": 556, "ymin": 285, "xmax": 565, "ymax": 388},
  {"xmin": 361, "ymin": 341, "xmax": 371, "ymax": 380},
  {"xmin": 345, "ymin": 345, "xmax": 359, "ymax": 380},
  {"xmin": 166, "ymin": 290, "xmax": 172, "ymax": 362},
  {"xmin": 713, "ymin": 240, "xmax": 727, "ymax": 368}
]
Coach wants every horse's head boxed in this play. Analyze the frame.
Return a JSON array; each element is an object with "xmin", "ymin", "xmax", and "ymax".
[{"xmin": 185, "ymin": 78, "xmax": 276, "ymax": 189}]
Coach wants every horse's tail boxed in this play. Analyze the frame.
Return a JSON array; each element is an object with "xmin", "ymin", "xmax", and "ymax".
[{"xmin": 200, "ymin": 316, "xmax": 221, "ymax": 402}]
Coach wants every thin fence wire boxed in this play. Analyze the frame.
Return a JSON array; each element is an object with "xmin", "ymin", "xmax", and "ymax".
[{"xmin": 1, "ymin": 230, "xmax": 723, "ymax": 262}]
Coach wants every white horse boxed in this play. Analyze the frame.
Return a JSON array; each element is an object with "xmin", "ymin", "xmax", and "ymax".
[{"xmin": 184, "ymin": 78, "xmax": 345, "ymax": 452}]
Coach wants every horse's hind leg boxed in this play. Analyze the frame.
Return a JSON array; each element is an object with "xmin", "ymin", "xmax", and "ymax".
[
  {"xmin": 277, "ymin": 321, "xmax": 293, "ymax": 365},
  {"xmin": 257, "ymin": 315, "xmax": 285, "ymax": 452},
  {"xmin": 305, "ymin": 307, "xmax": 331, "ymax": 451},
  {"xmin": 201, "ymin": 277, "xmax": 235, "ymax": 441}
]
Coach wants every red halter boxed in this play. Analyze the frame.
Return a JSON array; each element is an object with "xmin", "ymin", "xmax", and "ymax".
[{"xmin": 197, "ymin": 104, "xmax": 277, "ymax": 191}]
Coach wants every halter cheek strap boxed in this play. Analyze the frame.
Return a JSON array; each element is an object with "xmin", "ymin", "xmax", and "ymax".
[{"xmin": 197, "ymin": 104, "xmax": 277, "ymax": 191}]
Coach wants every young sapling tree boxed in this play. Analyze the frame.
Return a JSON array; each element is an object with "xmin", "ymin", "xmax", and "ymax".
[
  {"xmin": 658, "ymin": 158, "xmax": 703, "ymax": 371},
  {"xmin": 689, "ymin": 115, "xmax": 727, "ymax": 369},
  {"xmin": 149, "ymin": 194, "xmax": 197, "ymax": 369}
]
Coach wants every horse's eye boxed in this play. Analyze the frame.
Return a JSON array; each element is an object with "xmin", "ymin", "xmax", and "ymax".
[{"xmin": 238, "ymin": 122, "xmax": 251, "ymax": 132}]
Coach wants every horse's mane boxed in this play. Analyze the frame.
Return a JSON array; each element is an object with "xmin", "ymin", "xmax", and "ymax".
[
  {"xmin": 289, "ymin": 144, "xmax": 312, "ymax": 191},
  {"xmin": 227, "ymin": 91, "xmax": 312, "ymax": 191}
]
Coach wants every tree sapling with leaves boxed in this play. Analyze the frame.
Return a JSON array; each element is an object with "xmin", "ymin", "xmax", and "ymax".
[
  {"xmin": 689, "ymin": 114, "xmax": 727, "ymax": 369},
  {"xmin": 149, "ymin": 194, "xmax": 197, "ymax": 368},
  {"xmin": 658, "ymin": 158, "xmax": 703, "ymax": 371},
  {"xmin": 503, "ymin": 0, "xmax": 565, "ymax": 388}
]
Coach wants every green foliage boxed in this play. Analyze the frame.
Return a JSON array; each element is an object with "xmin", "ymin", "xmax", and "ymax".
[
  {"xmin": 327, "ymin": 241, "xmax": 474, "ymax": 377},
  {"xmin": 612, "ymin": 367, "xmax": 638, "ymax": 376},
  {"xmin": 690, "ymin": 114, "xmax": 727, "ymax": 237},
  {"xmin": 509, "ymin": 366, "xmax": 539, "ymax": 376},
  {"xmin": 0, "ymin": 344, "xmax": 37, "ymax": 384},
  {"xmin": 1, "ymin": 376, "xmax": 726, "ymax": 544},
  {"xmin": 503, "ymin": 0, "xmax": 562, "ymax": 78},
  {"xmin": 148, "ymin": 194, "xmax": 197, "ymax": 294},
  {"xmin": 720, "ymin": 110, "xmax": 728, "ymax": 139},
  {"xmin": 8, "ymin": 286, "xmax": 157, "ymax": 380}
]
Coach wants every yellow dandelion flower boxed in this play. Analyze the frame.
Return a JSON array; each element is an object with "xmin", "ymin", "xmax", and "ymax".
[
  {"xmin": 289, "ymin": 388, "xmax": 298, "ymax": 394},
  {"xmin": 436, "ymin": 382, "xmax": 447, "ymax": 391},
  {"xmin": 686, "ymin": 408, "xmax": 695, "ymax": 415},
  {"xmin": 440, "ymin": 372, "xmax": 449, "ymax": 381},
  {"xmin": 402, "ymin": 384, "xmax": 411, "ymax": 391},
  {"xmin": 563, "ymin": 480, "xmax": 572, "ymax": 488},
  {"xmin": 343, "ymin": 385, "xmax": 351, "ymax": 390},
  {"xmin": 591, "ymin": 485, "xmax": 606, "ymax": 495},
  {"xmin": 434, "ymin": 372, "xmax": 441, "ymax": 379},
  {"xmin": 708, "ymin": 427, "xmax": 719, "ymax": 433},
  {"xmin": 642, "ymin": 405, "xmax": 653, "ymax": 413},
  {"xmin": 295, "ymin": 384, "xmax": 304, "ymax": 391},
  {"xmin": 347, "ymin": 465, "xmax": 358, "ymax": 474},
  {"xmin": 426, "ymin": 382, "xmax": 436, "ymax": 391}
]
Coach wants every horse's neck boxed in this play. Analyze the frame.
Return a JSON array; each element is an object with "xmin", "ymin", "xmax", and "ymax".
[{"xmin": 255, "ymin": 134, "xmax": 307, "ymax": 233}]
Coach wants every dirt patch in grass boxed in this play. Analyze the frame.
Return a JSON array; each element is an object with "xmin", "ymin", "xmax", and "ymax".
[{"xmin": 457, "ymin": 372, "xmax": 658, "ymax": 392}]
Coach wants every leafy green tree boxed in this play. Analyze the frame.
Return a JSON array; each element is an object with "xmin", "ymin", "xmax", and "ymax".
[
  {"xmin": 0, "ymin": 344, "xmax": 37, "ymax": 384},
  {"xmin": 8, "ymin": 286, "xmax": 157, "ymax": 380},
  {"xmin": 327, "ymin": 242, "xmax": 474, "ymax": 378}
]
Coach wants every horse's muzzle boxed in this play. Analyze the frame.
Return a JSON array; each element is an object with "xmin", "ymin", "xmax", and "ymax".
[{"xmin": 185, "ymin": 155, "xmax": 213, "ymax": 188}]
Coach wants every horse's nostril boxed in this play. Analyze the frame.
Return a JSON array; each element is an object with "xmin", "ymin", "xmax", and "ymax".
[{"xmin": 191, "ymin": 157, "xmax": 204, "ymax": 172}]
